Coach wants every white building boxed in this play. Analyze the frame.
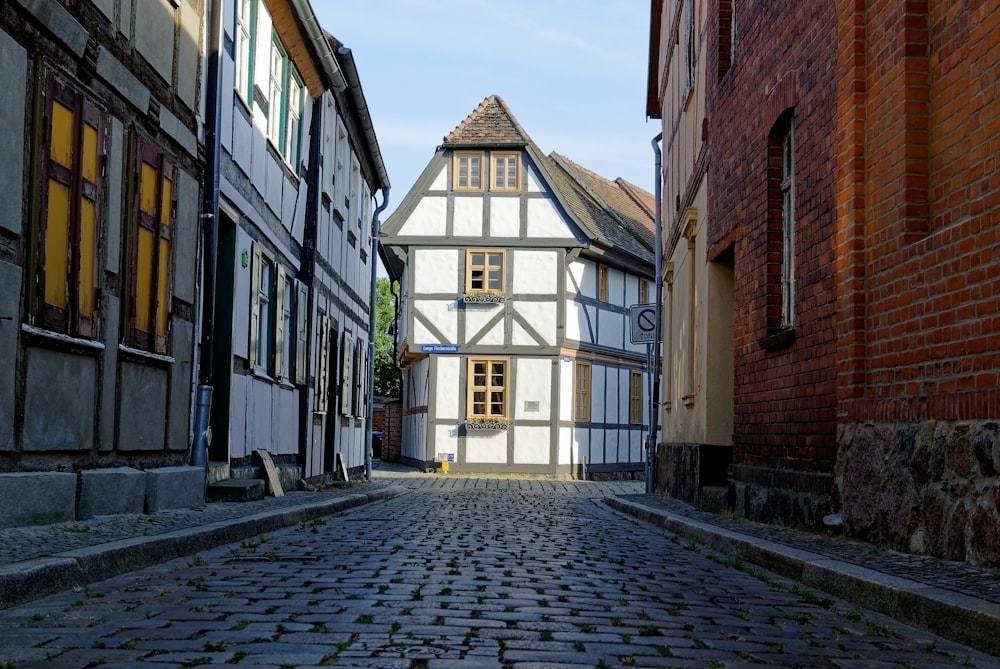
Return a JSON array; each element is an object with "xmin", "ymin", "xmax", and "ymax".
[
  {"xmin": 207, "ymin": 0, "xmax": 388, "ymax": 484},
  {"xmin": 380, "ymin": 96, "xmax": 654, "ymax": 476}
]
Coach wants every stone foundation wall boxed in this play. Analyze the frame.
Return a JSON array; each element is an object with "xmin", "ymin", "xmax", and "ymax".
[{"xmin": 835, "ymin": 421, "xmax": 1000, "ymax": 566}]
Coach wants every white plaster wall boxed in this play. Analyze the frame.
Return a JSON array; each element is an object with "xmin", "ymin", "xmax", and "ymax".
[
  {"xmin": 429, "ymin": 165, "xmax": 447, "ymax": 191},
  {"xmin": 413, "ymin": 249, "xmax": 459, "ymax": 294},
  {"xmin": 598, "ymin": 310, "xmax": 624, "ymax": 349},
  {"xmin": 512, "ymin": 302, "xmax": 557, "ymax": 346},
  {"xmin": 453, "ymin": 197, "xmax": 483, "ymax": 237},
  {"xmin": 558, "ymin": 358, "xmax": 574, "ymax": 422},
  {"xmin": 434, "ymin": 424, "xmax": 459, "ymax": 461},
  {"xmin": 435, "ymin": 357, "xmax": 461, "ymax": 420},
  {"xmin": 558, "ymin": 426, "xmax": 574, "ymax": 465},
  {"xmin": 465, "ymin": 431, "xmax": 507, "ymax": 464},
  {"xmin": 574, "ymin": 428, "xmax": 592, "ymax": 465},
  {"xmin": 564, "ymin": 301, "xmax": 582, "ymax": 342},
  {"xmin": 514, "ymin": 358, "xmax": 551, "ymax": 420},
  {"xmin": 527, "ymin": 198, "xmax": 575, "ymax": 239},
  {"xmin": 465, "ymin": 307, "xmax": 504, "ymax": 346},
  {"xmin": 512, "ymin": 251, "xmax": 557, "ymax": 294},
  {"xmin": 230, "ymin": 374, "xmax": 249, "ymax": 459},
  {"xmin": 566, "ymin": 261, "xmax": 584, "ymax": 295},
  {"xmin": 413, "ymin": 301, "xmax": 458, "ymax": 344},
  {"xmin": 525, "ymin": 165, "xmax": 547, "ymax": 193},
  {"xmin": 489, "ymin": 197, "xmax": 520, "ymax": 238},
  {"xmin": 233, "ymin": 228, "xmax": 252, "ymax": 359},
  {"xmin": 513, "ymin": 426, "xmax": 549, "ymax": 464},
  {"xmin": 397, "ymin": 197, "xmax": 447, "ymax": 237}
]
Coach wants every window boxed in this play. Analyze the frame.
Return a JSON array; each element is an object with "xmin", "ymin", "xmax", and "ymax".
[
  {"xmin": 36, "ymin": 76, "xmax": 104, "ymax": 339},
  {"xmin": 718, "ymin": 0, "xmax": 737, "ymax": 80},
  {"xmin": 684, "ymin": 0, "xmax": 695, "ymax": 94},
  {"xmin": 340, "ymin": 330, "xmax": 353, "ymax": 416},
  {"xmin": 234, "ymin": 0, "xmax": 254, "ymax": 102},
  {"xmin": 266, "ymin": 37, "xmax": 303, "ymax": 166},
  {"xmin": 639, "ymin": 278, "xmax": 649, "ymax": 304},
  {"xmin": 780, "ymin": 122, "xmax": 795, "ymax": 326},
  {"xmin": 249, "ymin": 243, "xmax": 274, "ymax": 371},
  {"xmin": 129, "ymin": 138, "xmax": 174, "ymax": 354},
  {"xmin": 454, "ymin": 152, "xmax": 483, "ymax": 191},
  {"xmin": 762, "ymin": 112, "xmax": 795, "ymax": 348},
  {"xmin": 466, "ymin": 250, "xmax": 504, "ymax": 293},
  {"xmin": 492, "ymin": 152, "xmax": 519, "ymax": 191},
  {"xmin": 294, "ymin": 281, "xmax": 308, "ymax": 385},
  {"xmin": 574, "ymin": 362, "xmax": 591, "ymax": 421},
  {"xmin": 315, "ymin": 314, "xmax": 331, "ymax": 412},
  {"xmin": 468, "ymin": 358, "xmax": 508, "ymax": 419},
  {"xmin": 629, "ymin": 371, "xmax": 643, "ymax": 424},
  {"xmin": 598, "ymin": 264, "xmax": 609, "ymax": 302}
]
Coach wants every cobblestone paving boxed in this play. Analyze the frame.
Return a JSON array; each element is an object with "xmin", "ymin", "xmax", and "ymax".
[{"xmin": 0, "ymin": 475, "xmax": 996, "ymax": 668}]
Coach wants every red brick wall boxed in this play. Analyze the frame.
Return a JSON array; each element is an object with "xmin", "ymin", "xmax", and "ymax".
[
  {"xmin": 706, "ymin": 0, "xmax": 839, "ymax": 478},
  {"xmin": 837, "ymin": 0, "xmax": 1000, "ymax": 423}
]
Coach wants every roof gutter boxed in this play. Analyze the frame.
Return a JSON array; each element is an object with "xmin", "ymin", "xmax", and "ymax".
[
  {"xmin": 336, "ymin": 45, "xmax": 390, "ymax": 191},
  {"xmin": 289, "ymin": 0, "xmax": 347, "ymax": 93}
]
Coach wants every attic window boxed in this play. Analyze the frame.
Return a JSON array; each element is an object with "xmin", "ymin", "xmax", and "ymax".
[
  {"xmin": 454, "ymin": 152, "xmax": 483, "ymax": 191},
  {"xmin": 491, "ymin": 152, "xmax": 519, "ymax": 191}
]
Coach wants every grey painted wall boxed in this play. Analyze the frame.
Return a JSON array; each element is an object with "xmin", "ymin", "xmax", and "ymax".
[{"xmin": 23, "ymin": 347, "xmax": 97, "ymax": 451}]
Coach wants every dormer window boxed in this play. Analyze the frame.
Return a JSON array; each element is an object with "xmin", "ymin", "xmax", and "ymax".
[{"xmin": 454, "ymin": 152, "xmax": 483, "ymax": 191}]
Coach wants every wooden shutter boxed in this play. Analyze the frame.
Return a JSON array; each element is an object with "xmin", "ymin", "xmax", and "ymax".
[
  {"xmin": 315, "ymin": 314, "xmax": 329, "ymax": 413},
  {"xmin": 340, "ymin": 330, "xmax": 352, "ymax": 416},
  {"xmin": 248, "ymin": 243, "xmax": 262, "ymax": 368},
  {"xmin": 273, "ymin": 266, "xmax": 286, "ymax": 379},
  {"xmin": 294, "ymin": 279, "xmax": 308, "ymax": 385}
]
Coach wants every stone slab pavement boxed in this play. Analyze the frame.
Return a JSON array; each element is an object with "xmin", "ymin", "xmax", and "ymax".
[{"xmin": 0, "ymin": 460, "xmax": 997, "ymax": 663}]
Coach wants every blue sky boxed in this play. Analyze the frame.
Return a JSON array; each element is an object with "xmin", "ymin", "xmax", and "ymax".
[{"xmin": 313, "ymin": 1, "xmax": 657, "ymax": 218}]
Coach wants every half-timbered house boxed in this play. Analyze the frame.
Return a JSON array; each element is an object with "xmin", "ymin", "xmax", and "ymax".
[{"xmin": 380, "ymin": 96, "xmax": 654, "ymax": 476}]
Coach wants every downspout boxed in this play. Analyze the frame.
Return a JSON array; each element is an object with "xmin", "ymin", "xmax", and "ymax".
[
  {"xmin": 648, "ymin": 133, "xmax": 664, "ymax": 494},
  {"xmin": 365, "ymin": 189, "xmax": 391, "ymax": 480},
  {"xmin": 193, "ymin": 0, "xmax": 224, "ymax": 474}
]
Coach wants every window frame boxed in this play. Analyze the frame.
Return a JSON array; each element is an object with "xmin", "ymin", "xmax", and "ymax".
[
  {"xmin": 574, "ymin": 362, "xmax": 592, "ymax": 422},
  {"xmin": 467, "ymin": 358, "xmax": 508, "ymax": 420},
  {"xmin": 639, "ymin": 278, "xmax": 649, "ymax": 305},
  {"xmin": 249, "ymin": 242, "xmax": 276, "ymax": 373},
  {"xmin": 629, "ymin": 370, "xmax": 643, "ymax": 425},
  {"xmin": 598, "ymin": 264, "xmax": 610, "ymax": 302},
  {"xmin": 491, "ymin": 152, "xmax": 520, "ymax": 191},
  {"xmin": 465, "ymin": 249, "xmax": 505, "ymax": 295},
  {"xmin": 453, "ymin": 151, "xmax": 484, "ymax": 191},
  {"xmin": 234, "ymin": 0, "xmax": 255, "ymax": 104},
  {"xmin": 36, "ymin": 75, "xmax": 105, "ymax": 340},
  {"xmin": 128, "ymin": 136, "xmax": 175, "ymax": 355},
  {"xmin": 780, "ymin": 122, "xmax": 795, "ymax": 327}
]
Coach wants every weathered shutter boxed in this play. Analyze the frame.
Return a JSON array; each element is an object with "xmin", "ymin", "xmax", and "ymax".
[
  {"xmin": 294, "ymin": 279, "xmax": 308, "ymax": 385},
  {"xmin": 340, "ymin": 331, "xmax": 352, "ymax": 416},
  {"xmin": 273, "ymin": 267, "xmax": 286, "ymax": 379},
  {"xmin": 248, "ymin": 243, "xmax": 262, "ymax": 367},
  {"xmin": 315, "ymin": 314, "xmax": 329, "ymax": 413}
]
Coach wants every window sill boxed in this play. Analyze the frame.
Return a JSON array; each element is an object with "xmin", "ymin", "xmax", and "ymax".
[
  {"xmin": 759, "ymin": 326, "xmax": 796, "ymax": 351},
  {"xmin": 22, "ymin": 324, "xmax": 104, "ymax": 352},
  {"xmin": 118, "ymin": 344, "xmax": 173, "ymax": 365}
]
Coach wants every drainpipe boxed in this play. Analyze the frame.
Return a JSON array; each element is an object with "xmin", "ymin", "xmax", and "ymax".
[
  {"xmin": 365, "ymin": 189, "xmax": 391, "ymax": 480},
  {"xmin": 192, "ymin": 0, "xmax": 224, "ymax": 474},
  {"xmin": 648, "ymin": 133, "xmax": 664, "ymax": 494}
]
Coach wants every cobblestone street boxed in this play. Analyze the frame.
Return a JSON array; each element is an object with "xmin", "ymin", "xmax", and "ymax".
[{"xmin": 0, "ymin": 475, "xmax": 996, "ymax": 668}]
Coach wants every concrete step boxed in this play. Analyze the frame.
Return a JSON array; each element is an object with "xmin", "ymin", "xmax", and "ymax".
[{"xmin": 206, "ymin": 478, "xmax": 264, "ymax": 503}]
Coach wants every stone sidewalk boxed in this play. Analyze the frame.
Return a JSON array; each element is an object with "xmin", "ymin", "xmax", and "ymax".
[{"xmin": 0, "ymin": 462, "xmax": 998, "ymax": 659}]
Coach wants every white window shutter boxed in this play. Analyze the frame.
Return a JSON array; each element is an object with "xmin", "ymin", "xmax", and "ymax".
[
  {"xmin": 315, "ymin": 315, "xmax": 329, "ymax": 413},
  {"xmin": 340, "ymin": 331, "xmax": 353, "ymax": 416},
  {"xmin": 294, "ymin": 280, "xmax": 308, "ymax": 385},
  {"xmin": 248, "ymin": 243, "xmax": 262, "ymax": 368},
  {"xmin": 273, "ymin": 267, "xmax": 286, "ymax": 379}
]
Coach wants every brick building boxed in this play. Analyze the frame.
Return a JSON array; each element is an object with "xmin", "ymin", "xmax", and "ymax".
[{"xmin": 648, "ymin": 0, "xmax": 1000, "ymax": 565}]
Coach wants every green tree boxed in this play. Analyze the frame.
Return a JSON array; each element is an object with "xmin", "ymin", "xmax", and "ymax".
[{"xmin": 373, "ymin": 278, "xmax": 400, "ymax": 397}]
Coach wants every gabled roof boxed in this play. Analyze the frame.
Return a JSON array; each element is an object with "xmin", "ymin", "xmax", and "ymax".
[
  {"xmin": 381, "ymin": 95, "xmax": 654, "ymax": 273},
  {"xmin": 546, "ymin": 154, "xmax": 655, "ymax": 265},
  {"xmin": 442, "ymin": 95, "xmax": 533, "ymax": 147}
]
